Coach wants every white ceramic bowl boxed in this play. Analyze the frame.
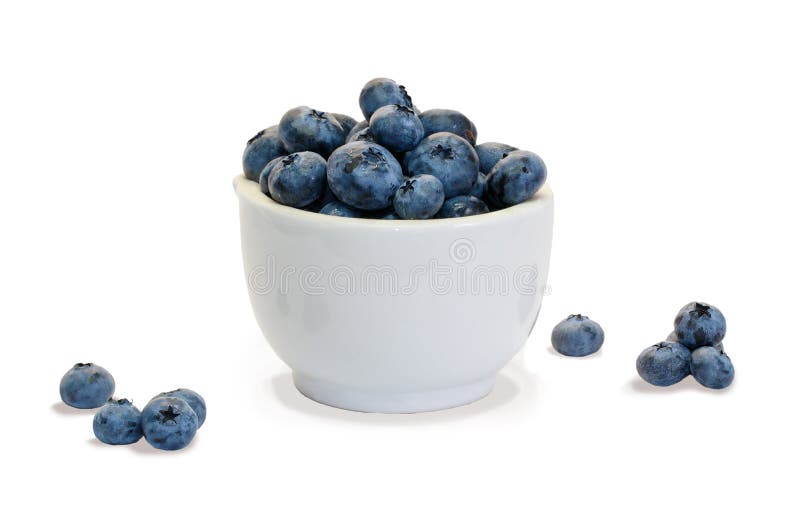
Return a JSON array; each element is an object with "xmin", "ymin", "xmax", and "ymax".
[{"xmin": 233, "ymin": 175, "xmax": 554, "ymax": 413}]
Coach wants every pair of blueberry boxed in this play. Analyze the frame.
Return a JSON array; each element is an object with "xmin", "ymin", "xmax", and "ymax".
[
  {"xmin": 636, "ymin": 302, "xmax": 734, "ymax": 389},
  {"xmin": 59, "ymin": 363, "xmax": 206, "ymax": 451},
  {"xmin": 241, "ymin": 77, "xmax": 548, "ymax": 220}
]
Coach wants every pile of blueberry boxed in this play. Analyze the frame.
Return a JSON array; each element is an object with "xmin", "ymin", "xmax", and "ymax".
[
  {"xmin": 637, "ymin": 302, "xmax": 735, "ymax": 389},
  {"xmin": 242, "ymin": 77, "xmax": 548, "ymax": 219},
  {"xmin": 59, "ymin": 363, "xmax": 206, "ymax": 451}
]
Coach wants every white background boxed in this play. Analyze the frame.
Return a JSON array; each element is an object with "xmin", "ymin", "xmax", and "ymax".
[{"xmin": 1, "ymin": 1, "xmax": 798, "ymax": 530}]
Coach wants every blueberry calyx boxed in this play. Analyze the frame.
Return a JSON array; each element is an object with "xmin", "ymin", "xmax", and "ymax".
[
  {"xmin": 111, "ymin": 398, "xmax": 132, "ymax": 406},
  {"xmin": 398, "ymin": 85, "xmax": 413, "ymax": 106},
  {"xmin": 653, "ymin": 341, "xmax": 672, "ymax": 350},
  {"xmin": 522, "ymin": 166, "xmax": 529, "ymax": 173},
  {"xmin": 310, "ymin": 109, "xmax": 326, "ymax": 121},
  {"xmin": 282, "ymin": 153, "xmax": 299, "ymax": 166},
  {"xmin": 568, "ymin": 314, "xmax": 586, "ymax": 320},
  {"xmin": 431, "ymin": 144, "xmax": 454, "ymax": 160},
  {"xmin": 247, "ymin": 129, "xmax": 266, "ymax": 145},
  {"xmin": 362, "ymin": 146, "xmax": 386, "ymax": 167},
  {"xmin": 159, "ymin": 406, "xmax": 181, "ymax": 423},
  {"xmin": 74, "ymin": 362, "xmax": 92, "ymax": 368},
  {"xmin": 400, "ymin": 179, "xmax": 416, "ymax": 193},
  {"xmin": 395, "ymin": 104, "xmax": 414, "ymax": 115},
  {"xmin": 691, "ymin": 302, "xmax": 712, "ymax": 318}
]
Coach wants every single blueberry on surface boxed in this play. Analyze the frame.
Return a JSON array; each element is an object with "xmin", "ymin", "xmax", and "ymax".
[
  {"xmin": 636, "ymin": 341, "xmax": 692, "ymax": 386},
  {"xmin": 60, "ymin": 363, "xmax": 115, "ymax": 409},
  {"xmin": 345, "ymin": 120, "xmax": 369, "ymax": 143},
  {"xmin": 242, "ymin": 125, "xmax": 287, "ymax": 182},
  {"xmin": 93, "ymin": 399, "xmax": 142, "ymax": 445},
  {"xmin": 690, "ymin": 347, "xmax": 735, "ymax": 389},
  {"xmin": 359, "ymin": 78, "xmax": 413, "ymax": 120},
  {"xmin": 267, "ymin": 152, "xmax": 327, "ymax": 208},
  {"xmin": 319, "ymin": 201, "xmax": 361, "ymax": 218},
  {"xmin": 331, "ymin": 113, "xmax": 358, "ymax": 135},
  {"xmin": 419, "ymin": 109, "xmax": 477, "ymax": 145},
  {"xmin": 551, "ymin": 314, "xmax": 605, "ymax": 357},
  {"xmin": 141, "ymin": 397, "xmax": 199, "ymax": 451},
  {"xmin": 475, "ymin": 142, "xmax": 518, "ymax": 174},
  {"xmin": 278, "ymin": 106, "xmax": 346, "ymax": 157},
  {"xmin": 370, "ymin": 104, "xmax": 424, "ymax": 153},
  {"xmin": 674, "ymin": 302, "xmax": 727, "ymax": 350},
  {"xmin": 436, "ymin": 195, "xmax": 490, "ymax": 218},
  {"xmin": 154, "ymin": 389, "xmax": 206, "ymax": 427},
  {"xmin": 404, "ymin": 132, "xmax": 479, "ymax": 198},
  {"xmin": 326, "ymin": 141, "xmax": 403, "ymax": 210},
  {"xmin": 468, "ymin": 172, "xmax": 488, "ymax": 198},
  {"xmin": 486, "ymin": 150, "xmax": 547, "ymax": 206},
  {"xmin": 393, "ymin": 175, "xmax": 445, "ymax": 220}
]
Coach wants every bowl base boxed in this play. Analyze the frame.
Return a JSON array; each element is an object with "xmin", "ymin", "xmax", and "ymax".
[{"xmin": 292, "ymin": 372, "xmax": 495, "ymax": 414}]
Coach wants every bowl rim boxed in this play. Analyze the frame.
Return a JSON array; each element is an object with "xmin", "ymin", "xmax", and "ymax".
[{"xmin": 233, "ymin": 174, "xmax": 553, "ymax": 229}]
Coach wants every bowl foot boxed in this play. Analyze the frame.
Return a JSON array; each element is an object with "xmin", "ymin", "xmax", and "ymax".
[{"xmin": 292, "ymin": 372, "xmax": 496, "ymax": 414}]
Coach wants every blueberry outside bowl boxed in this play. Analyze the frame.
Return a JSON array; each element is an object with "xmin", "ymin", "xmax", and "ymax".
[{"xmin": 233, "ymin": 175, "xmax": 554, "ymax": 413}]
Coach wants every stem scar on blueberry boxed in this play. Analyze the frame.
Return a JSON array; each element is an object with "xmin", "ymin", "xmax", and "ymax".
[
  {"xmin": 465, "ymin": 130, "xmax": 475, "ymax": 142},
  {"xmin": 247, "ymin": 129, "xmax": 266, "ymax": 144},
  {"xmin": 568, "ymin": 314, "xmax": 586, "ymax": 320},
  {"xmin": 310, "ymin": 109, "xmax": 327, "ymax": 120},
  {"xmin": 653, "ymin": 341, "xmax": 672, "ymax": 350},
  {"xmin": 692, "ymin": 302, "xmax": 712, "ymax": 318},
  {"xmin": 431, "ymin": 144, "xmax": 455, "ymax": 160},
  {"xmin": 282, "ymin": 153, "xmax": 298, "ymax": 166},
  {"xmin": 159, "ymin": 405, "xmax": 181, "ymax": 423},
  {"xmin": 400, "ymin": 179, "xmax": 416, "ymax": 193}
]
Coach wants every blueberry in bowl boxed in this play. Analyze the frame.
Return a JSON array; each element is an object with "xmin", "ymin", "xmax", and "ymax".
[{"xmin": 233, "ymin": 79, "xmax": 554, "ymax": 413}]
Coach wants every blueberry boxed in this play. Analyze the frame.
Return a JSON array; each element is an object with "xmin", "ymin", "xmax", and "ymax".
[
  {"xmin": 319, "ymin": 201, "xmax": 361, "ymax": 218},
  {"xmin": 278, "ymin": 106, "xmax": 346, "ymax": 157},
  {"xmin": 93, "ymin": 398, "xmax": 142, "ymax": 445},
  {"xmin": 327, "ymin": 141, "xmax": 403, "ymax": 210},
  {"xmin": 347, "ymin": 126, "xmax": 374, "ymax": 143},
  {"xmin": 330, "ymin": 113, "xmax": 358, "ymax": 135},
  {"xmin": 370, "ymin": 104, "xmax": 425, "ymax": 152},
  {"xmin": 486, "ymin": 150, "xmax": 547, "ymax": 207},
  {"xmin": 155, "ymin": 388, "xmax": 206, "ymax": 427},
  {"xmin": 359, "ymin": 78, "xmax": 413, "ymax": 120},
  {"xmin": 257, "ymin": 156, "xmax": 284, "ymax": 197},
  {"xmin": 393, "ymin": 175, "xmax": 445, "ymax": 220},
  {"xmin": 141, "ymin": 396, "xmax": 199, "ymax": 451},
  {"xmin": 267, "ymin": 152, "xmax": 327, "ymax": 208},
  {"xmin": 690, "ymin": 346, "xmax": 735, "ymax": 389},
  {"xmin": 419, "ymin": 109, "xmax": 477, "ymax": 145},
  {"xmin": 636, "ymin": 341, "xmax": 692, "ymax": 386},
  {"xmin": 475, "ymin": 142, "xmax": 518, "ymax": 174},
  {"xmin": 673, "ymin": 302, "xmax": 727, "ymax": 350},
  {"xmin": 468, "ymin": 172, "xmax": 488, "ymax": 198},
  {"xmin": 550, "ymin": 314, "xmax": 605, "ymax": 357},
  {"xmin": 242, "ymin": 126, "xmax": 287, "ymax": 182},
  {"xmin": 345, "ymin": 120, "xmax": 369, "ymax": 142},
  {"xmin": 436, "ymin": 195, "xmax": 490, "ymax": 218},
  {"xmin": 667, "ymin": 330, "xmax": 723, "ymax": 352},
  {"xmin": 404, "ymin": 132, "xmax": 479, "ymax": 198},
  {"xmin": 59, "ymin": 363, "xmax": 115, "ymax": 409}
]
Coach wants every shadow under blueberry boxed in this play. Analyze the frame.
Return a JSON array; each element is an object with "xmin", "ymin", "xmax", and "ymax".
[
  {"xmin": 626, "ymin": 376, "xmax": 735, "ymax": 394},
  {"xmin": 268, "ymin": 361, "xmax": 538, "ymax": 425},
  {"xmin": 51, "ymin": 401, "xmax": 97, "ymax": 416},
  {"xmin": 546, "ymin": 345, "xmax": 604, "ymax": 359},
  {"xmin": 86, "ymin": 434, "xmax": 200, "ymax": 454}
]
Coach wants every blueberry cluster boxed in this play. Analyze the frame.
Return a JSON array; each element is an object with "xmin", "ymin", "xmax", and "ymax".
[
  {"xmin": 59, "ymin": 363, "xmax": 206, "ymax": 451},
  {"xmin": 637, "ymin": 302, "xmax": 734, "ymax": 389},
  {"xmin": 551, "ymin": 314, "xmax": 605, "ymax": 357},
  {"xmin": 242, "ymin": 78, "xmax": 548, "ymax": 219}
]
